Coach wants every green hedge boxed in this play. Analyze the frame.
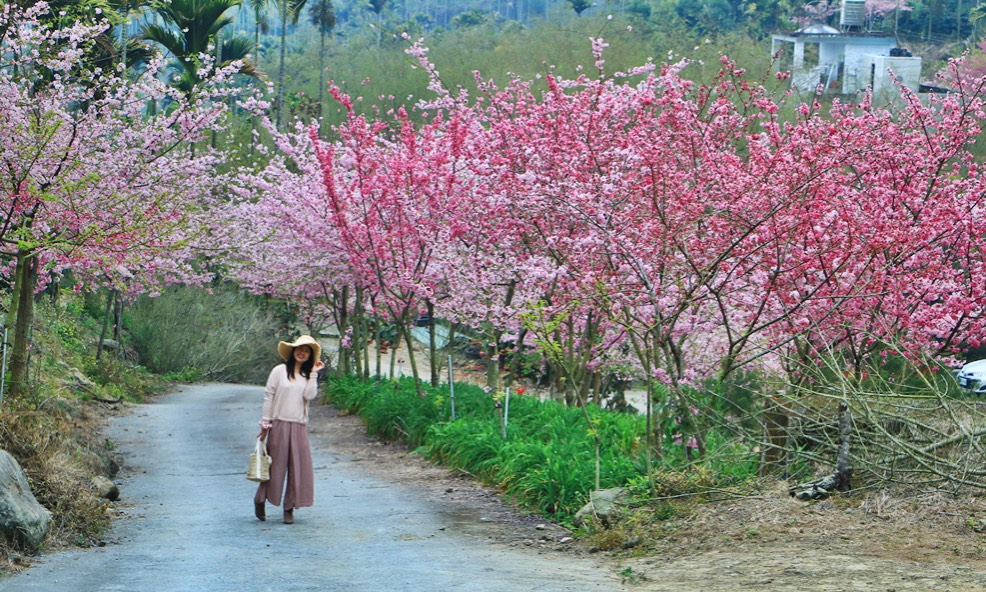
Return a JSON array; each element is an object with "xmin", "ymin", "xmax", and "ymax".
[{"xmin": 325, "ymin": 375, "xmax": 644, "ymax": 522}]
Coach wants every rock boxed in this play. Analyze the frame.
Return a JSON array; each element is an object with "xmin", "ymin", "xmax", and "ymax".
[
  {"xmin": 59, "ymin": 368, "xmax": 97, "ymax": 394},
  {"xmin": 0, "ymin": 449, "xmax": 52, "ymax": 551},
  {"xmin": 574, "ymin": 487, "xmax": 628, "ymax": 526},
  {"xmin": 795, "ymin": 488, "xmax": 829, "ymax": 501},
  {"xmin": 789, "ymin": 474, "xmax": 838, "ymax": 501},
  {"xmin": 91, "ymin": 476, "xmax": 120, "ymax": 501}
]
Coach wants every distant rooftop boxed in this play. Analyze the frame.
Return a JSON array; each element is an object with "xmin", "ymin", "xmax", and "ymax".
[
  {"xmin": 774, "ymin": 25, "xmax": 895, "ymax": 38},
  {"xmin": 799, "ymin": 24, "xmax": 840, "ymax": 35}
]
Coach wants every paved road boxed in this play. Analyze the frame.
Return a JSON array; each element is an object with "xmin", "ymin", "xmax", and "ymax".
[{"xmin": 3, "ymin": 384, "xmax": 626, "ymax": 592}]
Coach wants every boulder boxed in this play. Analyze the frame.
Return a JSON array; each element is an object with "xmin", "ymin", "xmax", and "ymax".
[
  {"xmin": 0, "ymin": 449, "xmax": 52, "ymax": 551},
  {"xmin": 91, "ymin": 476, "xmax": 120, "ymax": 501},
  {"xmin": 60, "ymin": 368, "xmax": 97, "ymax": 394},
  {"xmin": 574, "ymin": 487, "xmax": 629, "ymax": 526},
  {"xmin": 789, "ymin": 474, "xmax": 838, "ymax": 501}
]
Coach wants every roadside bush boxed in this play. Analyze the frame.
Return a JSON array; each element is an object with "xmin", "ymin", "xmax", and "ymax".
[
  {"xmin": 85, "ymin": 358, "xmax": 165, "ymax": 402},
  {"xmin": 20, "ymin": 291, "xmax": 166, "ymax": 404},
  {"xmin": 327, "ymin": 376, "xmax": 645, "ymax": 522},
  {"xmin": 127, "ymin": 284, "xmax": 279, "ymax": 384}
]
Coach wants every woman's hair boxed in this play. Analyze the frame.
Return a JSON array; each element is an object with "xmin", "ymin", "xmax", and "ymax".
[{"xmin": 285, "ymin": 346, "xmax": 315, "ymax": 380}]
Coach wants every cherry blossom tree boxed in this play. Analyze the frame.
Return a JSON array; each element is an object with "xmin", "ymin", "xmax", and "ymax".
[
  {"xmin": 309, "ymin": 92, "xmax": 481, "ymax": 391},
  {"xmin": 226, "ymin": 114, "xmax": 361, "ymax": 374},
  {"xmin": 239, "ymin": 35, "xmax": 986, "ymax": 486},
  {"xmin": 0, "ymin": 5, "xmax": 244, "ymax": 396}
]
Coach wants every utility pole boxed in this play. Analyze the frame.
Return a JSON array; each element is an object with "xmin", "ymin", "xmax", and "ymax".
[
  {"xmin": 959, "ymin": 0, "xmax": 964, "ymax": 41},
  {"xmin": 894, "ymin": 0, "xmax": 900, "ymax": 36},
  {"xmin": 972, "ymin": 0, "xmax": 986, "ymax": 41}
]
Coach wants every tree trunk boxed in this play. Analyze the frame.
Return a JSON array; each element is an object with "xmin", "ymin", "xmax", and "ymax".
[
  {"xmin": 399, "ymin": 322, "xmax": 423, "ymax": 395},
  {"xmin": 318, "ymin": 26, "xmax": 326, "ymax": 117},
  {"xmin": 275, "ymin": 1, "xmax": 289, "ymax": 129},
  {"xmin": 8, "ymin": 250, "xmax": 37, "ymax": 399},
  {"xmin": 340, "ymin": 288, "xmax": 350, "ymax": 377},
  {"xmin": 958, "ymin": 0, "xmax": 963, "ymax": 41},
  {"xmin": 113, "ymin": 295, "xmax": 124, "ymax": 358},
  {"xmin": 506, "ymin": 327, "xmax": 528, "ymax": 386},
  {"xmin": 386, "ymin": 328, "xmax": 399, "ymax": 378},
  {"xmin": 376, "ymin": 10, "xmax": 382, "ymax": 48},
  {"xmin": 254, "ymin": 19, "xmax": 261, "ymax": 70},
  {"xmin": 361, "ymin": 315, "xmax": 370, "ymax": 379},
  {"xmin": 120, "ymin": 16, "xmax": 129, "ymax": 70},
  {"xmin": 6, "ymin": 254, "xmax": 23, "ymax": 331},
  {"xmin": 427, "ymin": 300, "xmax": 439, "ymax": 387},
  {"xmin": 485, "ymin": 338, "xmax": 500, "ymax": 392},
  {"xmin": 759, "ymin": 394, "xmax": 790, "ymax": 477},
  {"xmin": 97, "ymin": 289, "xmax": 115, "ymax": 361}
]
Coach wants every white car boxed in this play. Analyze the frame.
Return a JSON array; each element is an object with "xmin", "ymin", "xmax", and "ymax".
[{"xmin": 956, "ymin": 359, "xmax": 986, "ymax": 393}]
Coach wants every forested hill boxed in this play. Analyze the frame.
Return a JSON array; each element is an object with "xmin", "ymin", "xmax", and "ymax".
[{"xmin": 197, "ymin": 0, "xmax": 973, "ymax": 127}]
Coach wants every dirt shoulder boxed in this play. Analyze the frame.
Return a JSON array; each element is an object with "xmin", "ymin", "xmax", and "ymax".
[
  {"xmin": 307, "ymin": 402, "xmax": 577, "ymax": 550},
  {"xmin": 615, "ymin": 485, "xmax": 986, "ymax": 591},
  {"xmin": 311, "ymin": 399, "xmax": 986, "ymax": 591}
]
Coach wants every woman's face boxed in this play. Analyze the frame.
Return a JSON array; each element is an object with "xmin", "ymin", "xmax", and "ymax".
[{"xmin": 293, "ymin": 345, "xmax": 312, "ymax": 364}]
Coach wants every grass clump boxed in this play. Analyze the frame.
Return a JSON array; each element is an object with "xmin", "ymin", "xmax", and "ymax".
[
  {"xmin": 85, "ymin": 358, "xmax": 166, "ymax": 403},
  {"xmin": 327, "ymin": 376, "xmax": 641, "ymax": 521}
]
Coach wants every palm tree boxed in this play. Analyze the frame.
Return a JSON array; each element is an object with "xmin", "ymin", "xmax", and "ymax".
[
  {"xmin": 274, "ymin": 0, "xmax": 309, "ymax": 129},
  {"xmin": 369, "ymin": 0, "xmax": 388, "ymax": 47},
  {"xmin": 972, "ymin": 1, "xmax": 986, "ymax": 39},
  {"xmin": 90, "ymin": 25, "xmax": 156, "ymax": 84},
  {"xmin": 246, "ymin": 0, "xmax": 274, "ymax": 70},
  {"xmin": 109, "ymin": 0, "xmax": 150, "ymax": 69},
  {"xmin": 567, "ymin": 0, "xmax": 591, "ymax": 16},
  {"xmin": 309, "ymin": 0, "xmax": 336, "ymax": 118},
  {"xmin": 143, "ymin": 0, "xmax": 261, "ymax": 97}
]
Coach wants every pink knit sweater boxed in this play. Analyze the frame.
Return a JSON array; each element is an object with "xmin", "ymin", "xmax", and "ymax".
[{"xmin": 260, "ymin": 364, "xmax": 320, "ymax": 426}]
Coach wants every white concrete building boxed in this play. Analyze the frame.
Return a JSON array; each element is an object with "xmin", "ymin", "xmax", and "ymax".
[{"xmin": 770, "ymin": 1, "xmax": 922, "ymax": 100}]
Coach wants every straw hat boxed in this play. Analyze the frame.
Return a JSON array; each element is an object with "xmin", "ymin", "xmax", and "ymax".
[{"xmin": 278, "ymin": 335, "xmax": 322, "ymax": 362}]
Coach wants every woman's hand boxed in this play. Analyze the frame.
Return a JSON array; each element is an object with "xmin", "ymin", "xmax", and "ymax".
[
  {"xmin": 257, "ymin": 426, "xmax": 270, "ymax": 440},
  {"xmin": 314, "ymin": 360, "xmax": 325, "ymax": 371}
]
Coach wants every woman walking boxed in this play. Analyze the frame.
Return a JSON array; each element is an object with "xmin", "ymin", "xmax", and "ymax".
[{"xmin": 255, "ymin": 335, "xmax": 324, "ymax": 524}]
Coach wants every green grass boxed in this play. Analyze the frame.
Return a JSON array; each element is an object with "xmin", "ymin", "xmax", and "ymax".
[{"xmin": 326, "ymin": 375, "xmax": 754, "ymax": 523}]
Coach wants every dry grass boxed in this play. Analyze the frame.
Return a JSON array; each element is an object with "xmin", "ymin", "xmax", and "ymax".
[
  {"xmin": 585, "ymin": 479, "xmax": 986, "ymax": 565},
  {"xmin": 0, "ymin": 397, "xmax": 120, "ymax": 574}
]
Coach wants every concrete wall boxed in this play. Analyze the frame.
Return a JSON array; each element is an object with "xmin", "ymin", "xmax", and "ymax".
[
  {"xmin": 841, "ymin": 39, "xmax": 897, "ymax": 93},
  {"xmin": 868, "ymin": 55, "xmax": 923, "ymax": 104}
]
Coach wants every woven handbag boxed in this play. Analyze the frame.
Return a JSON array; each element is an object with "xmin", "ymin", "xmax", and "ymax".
[{"xmin": 246, "ymin": 438, "xmax": 272, "ymax": 482}]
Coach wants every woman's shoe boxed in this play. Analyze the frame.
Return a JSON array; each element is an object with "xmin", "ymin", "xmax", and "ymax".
[
  {"xmin": 283, "ymin": 509, "xmax": 294, "ymax": 524},
  {"xmin": 254, "ymin": 502, "xmax": 266, "ymax": 521}
]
